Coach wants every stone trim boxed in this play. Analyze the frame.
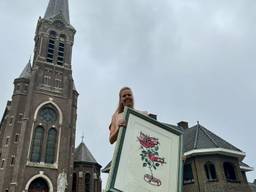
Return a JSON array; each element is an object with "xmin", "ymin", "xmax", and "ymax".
[
  {"xmin": 184, "ymin": 148, "xmax": 246, "ymax": 160},
  {"xmin": 24, "ymin": 171, "xmax": 53, "ymax": 192}
]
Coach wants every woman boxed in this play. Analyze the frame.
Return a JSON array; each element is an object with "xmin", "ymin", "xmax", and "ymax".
[{"xmin": 109, "ymin": 87, "xmax": 134, "ymax": 144}]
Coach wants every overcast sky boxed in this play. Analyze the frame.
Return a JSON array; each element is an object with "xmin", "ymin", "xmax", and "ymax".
[{"xmin": 0, "ymin": 0, "xmax": 255, "ymax": 187}]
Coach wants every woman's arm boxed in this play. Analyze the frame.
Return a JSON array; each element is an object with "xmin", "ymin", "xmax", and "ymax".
[{"xmin": 109, "ymin": 113, "xmax": 125, "ymax": 144}]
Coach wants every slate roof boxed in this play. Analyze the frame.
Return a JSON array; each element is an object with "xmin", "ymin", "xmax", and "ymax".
[
  {"xmin": 74, "ymin": 142, "xmax": 99, "ymax": 164},
  {"xmin": 183, "ymin": 123, "xmax": 242, "ymax": 153},
  {"xmin": 44, "ymin": 0, "xmax": 70, "ymax": 24},
  {"xmin": 19, "ymin": 60, "xmax": 32, "ymax": 79},
  {"xmin": 240, "ymin": 162, "xmax": 254, "ymax": 171}
]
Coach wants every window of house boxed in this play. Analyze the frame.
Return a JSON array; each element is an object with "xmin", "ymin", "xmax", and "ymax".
[
  {"xmin": 45, "ymin": 128, "xmax": 57, "ymax": 164},
  {"xmin": 9, "ymin": 117, "xmax": 13, "ymax": 125},
  {"xmin": 18, "ymin": 113, "xmax": 23, "ymax": 122},
  {"xmin": 223, "ymin": 162, "xmax": 237, "ymax": 182},
  {"xmin": 1, "ymin": 159, "xmax": 5, "ymax": 168},
  {"xmin": 5, "ymin": 137, "xmax": 10, "ymax": 145},
  {"xmin": 30, "ymin": 126, "xmax": 44, "ymax": 162},
  {"xmin": 10, "ymin": 156, "xmax": 15, "ymax": 165},
  {"xmin": 204, "ymin": 162, "xmax": 217, "ymax": 181},
  {"xmin": 14, "ymin": 134, "xmax": 19, "ymax": 143},
  {"xmin": 183, "ymin": 163, "xmax": 194, "ymax": 184},
  {"xmin": 85, "ymin": 173, "xmax": 91, "ymax": 192}
]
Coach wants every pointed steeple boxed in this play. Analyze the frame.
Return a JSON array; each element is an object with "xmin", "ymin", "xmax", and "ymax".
[
  {"xmin": 44, "ymin": 0, "xmax": 70, "ymax": 24},
  {"xmin": 19, "ymin": 60, "xmax": 32, "ymax": 79},
  {"xmin": 74, "ymin": 142, "xmax": 99, "ymax": 164}
]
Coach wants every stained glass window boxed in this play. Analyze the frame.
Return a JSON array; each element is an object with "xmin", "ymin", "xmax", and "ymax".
[
  {"xmin": 38, "ymin": 106, "xmax": 57, "ymax": 124},
  {"xmin": 45, "ymin": 128, "xmax": 57, "ymax": 163},
  {"xmin": 31, "ymin": 126, "xmax": 44, "ymax": 162}
]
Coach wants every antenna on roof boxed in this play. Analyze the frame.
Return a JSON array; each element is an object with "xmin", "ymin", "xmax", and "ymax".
[{"xmin": 81, "ymin": 135, "xmax": 85, "ymax": 143}]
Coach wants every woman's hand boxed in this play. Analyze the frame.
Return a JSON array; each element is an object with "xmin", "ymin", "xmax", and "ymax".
[{"xmin": 117, "ymin": 118, "xmax": 126, "ymax": 128}]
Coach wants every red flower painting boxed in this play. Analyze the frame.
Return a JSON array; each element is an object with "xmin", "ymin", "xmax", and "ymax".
[{"xmin": 137, "ymin": 132, "xmax": 166, "ymax": 186}]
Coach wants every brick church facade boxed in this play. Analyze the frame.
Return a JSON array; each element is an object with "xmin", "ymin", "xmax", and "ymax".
[{"xmin": 0, "ymin": 0, "xmax": 101, "ymax": 191}]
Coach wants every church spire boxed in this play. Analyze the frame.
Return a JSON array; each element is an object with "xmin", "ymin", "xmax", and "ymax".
[
  {"xmin": 19, "ymin": 59, "xmax": 32, "ymax": 79},
  {"xmin": 44, "ymin": 0, "xmax": 70, "ymax": 24}
]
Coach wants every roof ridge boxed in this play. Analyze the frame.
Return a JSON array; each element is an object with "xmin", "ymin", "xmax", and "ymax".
[
  {"xmin": 200, "ymin": 126, "xmax": 219, "ymax": 147},
  {"xmin": 193, "ymin": 123, "xmax": 200, "ymax": 149}
]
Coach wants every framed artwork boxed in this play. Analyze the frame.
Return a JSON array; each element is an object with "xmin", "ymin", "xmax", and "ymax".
[{"xmin": 106, "ymin": 107, "xmax": 183, "ymax": 192}]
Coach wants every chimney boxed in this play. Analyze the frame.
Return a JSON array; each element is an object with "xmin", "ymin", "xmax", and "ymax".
[
  {"xmin": 148, "ymin": 113, "xmax": 157, "ymax": 120},
  {"xmin": 177, "ymin": 121, "xmax": 189, "ymax": 129}
]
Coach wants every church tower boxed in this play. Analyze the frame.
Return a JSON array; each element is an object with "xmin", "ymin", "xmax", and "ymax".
[{"xmin": 0, "ymin": 0, "xmax": 78, "ymax": 191}]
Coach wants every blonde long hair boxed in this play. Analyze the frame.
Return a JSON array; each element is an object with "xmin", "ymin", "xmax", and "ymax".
[{"xmin": 115, "ymin": 87, "xmax": 134, "ymax": 114}]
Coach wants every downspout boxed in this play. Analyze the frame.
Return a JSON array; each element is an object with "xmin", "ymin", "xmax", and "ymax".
[{"xmin": 194, "ymin": 158, "xmax": 201, "ymax": 192}]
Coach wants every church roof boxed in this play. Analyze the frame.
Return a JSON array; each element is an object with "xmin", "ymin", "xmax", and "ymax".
[
  {"xmin": 19, "ymin": 60, "xmax": 32, "ymax": 79},
  {"xmin": 74, "ymin": 142, "xmax": 98, "ymax": 164},
  {"xmin": 44, "ymin": 0, "xmax": 70, "ymax": 24}
]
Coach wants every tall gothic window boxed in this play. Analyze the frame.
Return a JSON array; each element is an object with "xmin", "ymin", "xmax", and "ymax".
[
  {"xmin": 45, "ymin": 128, "xmax": 57, "ymax": 163},
  {"xmin": 30, "ymin": 126, "xmax": 44, "ymax": 162},
  {"xmin": 223, "ymin": 162, "xmax": 237, "ymax": 182},
  {"xmin": 85, "ymin": 173, "xmax": 91, "ymax": 192},
  {"xmin": 57, "ymin": 34, "xmax": 65, "ymax": 66},
  {"xmin": 30, "ymin": 104, "xmax": 59, "ymax": 164},
  {"xmin": 204, "ymin": 162, "xmax": 217, "ymax": 181},
  {"xmin": 47, "ymin": 31, "xmax": 57, "ymax": 63}
]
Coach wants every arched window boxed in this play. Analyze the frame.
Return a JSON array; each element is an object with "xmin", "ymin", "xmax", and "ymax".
[
  {"xmin": 204, "ymin": 162, "xmax": 217, "ymax": 181},
  {"xmin": 85, "ymin": 173, "xmax": 91, "ymax": 192},
  {"xmin": 57, "ymin": 34, "xmax": 66, "ymax": 66},
  {"xmin": 223, "ymin": 162, "xmax": 237, "ymax": 181},
  {"xmin": 30, "ymin": 126, "xmax": 44, "ymax": 162},
  {"xmin": 47, "ymin": 31, "xmax": 57, "ymax": 63},
  {"xmin": 183, "ymin": 163, "xmax": 194, "ymax": 184},
  {"xmin": 72, "ymin": 173, "xmax": 77, "ymax": 192},
  {"xmin": 45, "ymin": 128, "xmax": 57, "ymax": 163}
]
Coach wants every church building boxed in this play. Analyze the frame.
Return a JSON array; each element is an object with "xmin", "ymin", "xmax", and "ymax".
[{"xmin": 0, "ymin": 0, "xmax": 101, "ymax": 191}]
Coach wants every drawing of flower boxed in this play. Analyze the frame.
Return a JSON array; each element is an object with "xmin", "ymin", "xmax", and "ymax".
[{"xmin": 137, "ymin": 132, "xmax": 166, "ymax": 186}]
